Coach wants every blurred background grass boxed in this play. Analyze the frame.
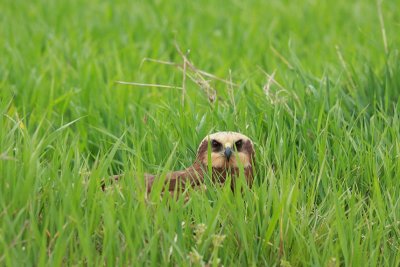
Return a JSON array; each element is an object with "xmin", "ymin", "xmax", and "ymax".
[{"xmin": 1, "ymin": 0, "xmax": 400, "ymax": 265}]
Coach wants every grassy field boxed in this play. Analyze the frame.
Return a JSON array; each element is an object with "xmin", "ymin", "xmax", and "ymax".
[{"xmin": 1, "ymin": 0, "xmax": 400, "ymax": 265}]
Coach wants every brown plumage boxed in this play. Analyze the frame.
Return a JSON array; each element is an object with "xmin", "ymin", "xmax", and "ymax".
[{"xmin": 102, "ymin": 132, "xmax": 255, "ymax": 194}]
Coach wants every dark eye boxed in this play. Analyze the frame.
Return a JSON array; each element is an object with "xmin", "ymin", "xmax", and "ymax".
[
  {"xmin": 235, "ymin": 140, "xmax": 243, "ymax": 150},
  {"xmin": 211, "ymin": 140, "xmax": 222, "ymax": 148}
]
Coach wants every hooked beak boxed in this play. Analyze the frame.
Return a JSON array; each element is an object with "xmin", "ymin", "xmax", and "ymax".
[{"xmin": 224, "ymin": 147, "xmax": 232, "ymax": 161}]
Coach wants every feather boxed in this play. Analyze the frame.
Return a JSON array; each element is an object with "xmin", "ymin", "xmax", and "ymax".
[{"xmin": 102, "ymin": 131, "xmax": 255, "ymax": 195}]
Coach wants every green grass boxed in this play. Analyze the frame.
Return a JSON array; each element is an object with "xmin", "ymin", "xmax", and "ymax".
[{"xmin": 1, "ymin": 0, "xmax": 400, "ymax": 265}]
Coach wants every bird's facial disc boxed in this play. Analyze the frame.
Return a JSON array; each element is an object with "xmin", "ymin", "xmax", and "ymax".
[{"xmin": 199, "ymin": 132, "xmax": 252, "ymax": 168}]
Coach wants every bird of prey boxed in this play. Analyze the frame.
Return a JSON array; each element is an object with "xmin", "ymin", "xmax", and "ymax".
[{"xmin": 103, "ymin": 131, "xmax": 255, "ymax": 194}]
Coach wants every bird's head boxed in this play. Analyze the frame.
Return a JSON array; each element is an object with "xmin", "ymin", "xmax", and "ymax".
[{"xmin": 196, "ymin": 131, "xmax": 255, "ymax": 169}]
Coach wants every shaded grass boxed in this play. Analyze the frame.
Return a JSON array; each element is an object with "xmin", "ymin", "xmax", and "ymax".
[{"xmin": 1, "ymin": 0, "xmax": 400, "ymax": 265}]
